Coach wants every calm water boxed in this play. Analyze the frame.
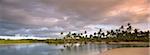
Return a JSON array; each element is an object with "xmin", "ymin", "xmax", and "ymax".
[{"xmin": 0, "ymin": 43, "xmax": 148, "ymax": 55}]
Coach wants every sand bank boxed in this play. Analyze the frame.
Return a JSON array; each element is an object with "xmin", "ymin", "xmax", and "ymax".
[
  {"xmin": 100, "ymin": 47, "xmax": 149, "ymax": 55},
  {"xmin": 107, "ymin": 42, "xmax": 149, "ymax": 45}
]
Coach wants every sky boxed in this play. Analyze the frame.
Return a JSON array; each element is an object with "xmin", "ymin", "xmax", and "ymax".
[{"xmin": 0, "ymin": 0, "xmax": 150, "ymax": 38}]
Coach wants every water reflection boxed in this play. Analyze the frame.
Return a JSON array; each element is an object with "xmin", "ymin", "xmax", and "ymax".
[
  {"xmin": 61, "ymin": 43, "xmax": 111, "ymax": 55},
  {"xmin": 0, "ymin": 43, "xmax": 148, "ymax": 55}
]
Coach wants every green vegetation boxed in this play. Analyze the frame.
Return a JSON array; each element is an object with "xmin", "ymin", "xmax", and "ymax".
[
  {"xmin": 0, "ymin": 23, "xmax": 149, "ymax": 44},
  {"xmin": 0, "ymin": 39, "xmax": 33, "ymax": 44},
  {"xmin": 61, "ymin": 23, "xmax": 149, "ymax": 42}
]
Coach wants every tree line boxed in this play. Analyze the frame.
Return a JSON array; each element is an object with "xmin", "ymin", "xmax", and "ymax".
[{"xmin": 60, "ymin": 23, "xmax": 149, "ymax": 42}]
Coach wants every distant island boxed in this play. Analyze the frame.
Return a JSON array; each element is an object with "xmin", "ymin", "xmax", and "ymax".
[{"xmin": 0, "ymin": 23, "xmax": 149, "ymax": 44}]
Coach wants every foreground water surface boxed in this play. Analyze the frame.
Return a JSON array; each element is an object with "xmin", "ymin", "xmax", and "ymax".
[{"xmin": 0, "ymin": 43, "xmax": 148, "ymax": 55}]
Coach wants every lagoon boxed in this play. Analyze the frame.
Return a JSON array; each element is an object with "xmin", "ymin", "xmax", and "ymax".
[{"xmin": 0, "ymin": 43, "xmax": 148, "ymax": 55}]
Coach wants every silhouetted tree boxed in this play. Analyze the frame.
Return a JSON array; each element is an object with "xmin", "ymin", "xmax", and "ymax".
[
  {"xmin": 98, "ymin": 29, "xmax": 102, "ymax": 38},
  {"xmin": 89, "ymin": 34, "xmax": 93, "ymax": 39},
  {"xmin": 61, "ymin": 23, "xmax": 149, "ymax": 42},
  {"xmin": 120, "ymin": 25, "xmax": 124, "ymax": 30},
  {"xmin": 106, "ymin": 31, "xmax": 110, "ymax": 37},
  {"xmin": 72, "ymin": 33, "xmax": 77, "ymax": 38},
  {"xmin": 127, "ymin": 23, "xmax": 132, "ymax": 33},
  {"xmin": 94, "ymin": 32, "xmax": 97, "ymax": 36},
  {"xmin": 145, "ymin": 30, "xmax": 150, "ymax": 38},
  {"xmin": 60, "ymin": 32, "xmax": 63, "ymax": 35},
  {"xmin": 84, "ymin": 31, "xmax": 87, "ymax": 34},
  {"xmin": 101, "ymin": 32, "xmax": 105, "ymax": 38}
]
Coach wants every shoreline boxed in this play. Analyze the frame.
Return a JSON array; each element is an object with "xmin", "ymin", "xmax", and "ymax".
[
  {"xmin": 0, "ymin": 39, "xmax": 149, "ymax": 45},
  {"xmin": 100, "ymin": 47, "xmax": 150, "ymax": 55},
  {"xmin": 104, "ymin": 42, "xmax": 149, "ymax": 44}
]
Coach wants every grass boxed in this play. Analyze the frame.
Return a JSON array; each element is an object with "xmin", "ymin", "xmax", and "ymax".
[
  {"xmin": 0, "ymin": 40, "xmax": 33, "ymax": 44},
  {"xmin": 0, "ymin": 37, "xmax": 149, "ymax": 44}
]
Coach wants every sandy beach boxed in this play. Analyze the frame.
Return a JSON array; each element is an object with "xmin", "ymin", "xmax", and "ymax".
[{"xmin": 100, "ymin": 47, "xmax": 150, "ymax": 55}]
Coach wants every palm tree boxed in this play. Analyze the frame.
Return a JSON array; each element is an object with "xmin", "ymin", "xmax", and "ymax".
[
  {"xmin": 94, "ymin": 32, "xmax": 97, "ymax": 36},
  {"xmin": 60, "ymin": 32, "xmax": 64, "ymax": 39},
  {"xmin": 97, "ymin": 29, "xmax": 102, "ymax": 38},
  {"xmin": 101, "ymin": 32, "xmax": 105, "ymax": 38},
  {"xmin": 85, "ymin": 35, "xmax": 88, "ymax": 38},
  {"xmin": 72, "ymin": 33, "xmax": 77, "ymax": 39},
  {"xmin": 126, "ymin": 23, "xmax": 133, "ymax": 39},
  {"xmin": 120, "ymin": 25, "xmax": 124, "ymax": 30},
  {"xmin": 115, "ymin": 29, "xmax": 120, "ymax": 38},
  {"xmin": 119, "ymin": 25, "xmax": 125, "ymax": 38},
  {"xmin": 110, "ymin": 30, "xmax": 115, "ymax": 35},
  {"xmin": 99, "ymin": 29, "xmax": 102, "ymax": 32},
  {"xmin": 134, "ymin": 29, "xmax": 138, "ymax": 33},
  {"xmin": 133, "ymin": 29, "xmax": 139, "ymax": 39},
  {"xmin": 65, "ymin": 32, "xmax": 72, "ymax": 39},
  {"xmin": 127, "ymin": 23, "xmax": 131, "ymax": 26},
  {"xmin": 69, "ymin": 32, "xmax": 71, "ymax": 35},
  {"xmin": 80, "ymin": 33, "xmax": 84, "ymax": 38},
  {"xmin": 127, "ymin": 26, "xmax": 132, "ymax": 32},
  {"xmin": 89, "ymin": 34, "xmax": 93, "ymax": 39},
  {"xmin": 145, "ymin": 30, "xmax": 150, "ymax": 38},
  {"xmin": 115, "ymin": 29, "xmax": 120, "ymax": 33},
  {"xmin": 106, "ymin": 31, "xmax": 110, "ymax": 37},
  {"xmin": 127, "ymin": 23, "xmax": 132, "ymax": 33},
  {"xmin": 60, "ymin": 32, "xmax": 63, "ymax": 35},
  {"xmin": 80, "ymin": 33, "xmax": 83, "ymax": 35},
  {"xmin": 93, "ymin": 32, "xmax": 97, "ymax": 38},
  {"xmin": 110, "ymin": 30, "xmax": 116, "ymax": 38},
  {"xmin": 84, "ymin": 31, "xmax": 87, "ymax": 34},
  {"xmin": 77, "ymin": 34, "xmax": 82, "ymax": 39}
]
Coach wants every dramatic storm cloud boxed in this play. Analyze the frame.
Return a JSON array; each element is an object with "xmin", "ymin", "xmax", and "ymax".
[{"xmin": 0, "ymin": 0, "xmax": 149, "ymax": 38}]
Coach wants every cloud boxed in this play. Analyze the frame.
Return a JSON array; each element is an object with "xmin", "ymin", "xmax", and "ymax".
[
  {"xmin": 0, "ymin": 0, "xmax": 149, "ymax": 37},
  {"xmin": 103, "ymin": 0, "xmax": 149, "ymax": 24}
]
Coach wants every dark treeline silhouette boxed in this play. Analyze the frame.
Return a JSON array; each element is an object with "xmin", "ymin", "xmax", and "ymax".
[{"xmin": 61, "ymin": 23, "xmax": 150, "ymax": 42}]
